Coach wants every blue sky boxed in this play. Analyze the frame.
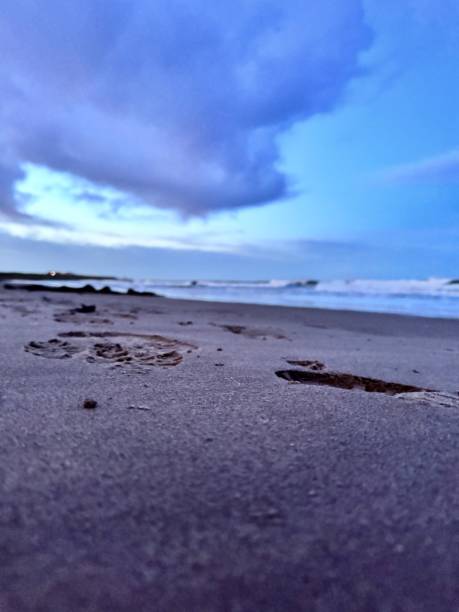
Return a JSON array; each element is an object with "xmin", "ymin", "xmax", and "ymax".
[{"xmin": 0, "ymin": 0, "xmax": 458, "ymax": 280}]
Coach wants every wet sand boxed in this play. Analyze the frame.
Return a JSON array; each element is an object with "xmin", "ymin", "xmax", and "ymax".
[{"xmin": 1, "ymin": 286, "xmax": 459, "ymax": 611}]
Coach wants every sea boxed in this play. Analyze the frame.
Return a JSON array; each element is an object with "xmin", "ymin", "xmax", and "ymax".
[{"xmin": 15, "ymin": 277, "xmax": 459, "ymax": 319}]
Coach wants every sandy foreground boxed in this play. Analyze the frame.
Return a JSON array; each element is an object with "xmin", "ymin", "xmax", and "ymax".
[{"xmin": 1, "ymin": 287, "xmax": 459, "ymax": 612}]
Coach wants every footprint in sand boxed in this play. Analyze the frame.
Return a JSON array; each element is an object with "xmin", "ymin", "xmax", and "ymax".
[
  {"xmin": 213, "ymin": 323, "xmax": 288, "ymax": 340},
  {"xmin": 89, "ymin": 342, "xmax": 183, "ymax": 367},
  {"xmin": 53, "ymin": 304, "xmax": 114, "ymax": 325},
  {"xmin": 25, "ymin": 331, "xmax": 196, "ymax": 369},
  {"xmin": 25, "ymin": 339, "xmax": 82, "ymax": 359},
  {"xmin": 286, "ymin": 359, "xmax": 325, "ymax": 370},
  {"xmin": 277, "ymin": 360, "xmax": 459, "ymax": 408},
  {"xmin": 277, "ymin": 364, "xmax": 459, "ymax": 408},
  {"xmin": 112, "ymin": 312, "xmax": 138, "ymax": 320},
  {"xmin": 276, "ymin": 369, "xmax": 426, "ymax": 395}
]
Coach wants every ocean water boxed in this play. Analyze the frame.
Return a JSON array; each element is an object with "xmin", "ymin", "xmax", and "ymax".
[{"xmin": 12, "ymin": 277, "xmax": 459, "ymax": 319}]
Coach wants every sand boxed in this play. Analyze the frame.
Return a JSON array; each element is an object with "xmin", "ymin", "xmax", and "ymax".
[{"xmin": 1, "ymin": 286, "xmax": 459, "ymax": 611}]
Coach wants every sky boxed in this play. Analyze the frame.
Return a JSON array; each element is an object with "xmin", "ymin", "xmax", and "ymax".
[{"xmin": 0, "ymin": 0, "xmax": 458, "ymax": 280}]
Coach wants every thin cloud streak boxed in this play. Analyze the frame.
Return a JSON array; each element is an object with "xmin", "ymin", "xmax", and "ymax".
[
  {"xmin": 0, "ymin": 220, "xmax": 245, "ymax": 254},
  {"xmin": 379, "ymin": 149, "xmax": 459, "ymax": 185}
]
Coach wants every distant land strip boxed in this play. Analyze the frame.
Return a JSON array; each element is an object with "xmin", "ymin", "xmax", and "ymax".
[{"xmin": 3, "ymin": 282, "xmax": 160, "ymax": 298}]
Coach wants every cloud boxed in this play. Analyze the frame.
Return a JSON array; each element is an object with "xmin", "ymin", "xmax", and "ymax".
[
  {"xmin": 0, "ymin": 220, "xmax": 237, "ymax": 254},
  {"xmin": 380, "ymin": 149, "xmax": 459, "ymax": 184},
  {"xmin": 0, "ymin": 164, "xmax": 26, "ymax": 219},
  {"xmin": 0, "ymin": 0, "xmax": 371, "ymax": 218},
  {"xmin": 0, "ymin": 224, "xmax": 383, "ymax": 280}
]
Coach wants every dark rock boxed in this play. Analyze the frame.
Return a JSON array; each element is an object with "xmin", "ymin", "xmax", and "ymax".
[{"xmin": 4, "ymin": 283, "xmax": 160, "ymax": 297}]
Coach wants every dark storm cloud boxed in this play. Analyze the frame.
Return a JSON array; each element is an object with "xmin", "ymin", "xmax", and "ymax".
[{"xmin": 0, "ymin": 1, "xmax": 371, "ymax": 217}]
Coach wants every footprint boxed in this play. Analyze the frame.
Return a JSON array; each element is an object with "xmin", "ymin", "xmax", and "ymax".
[
  {"xmin": 25, "ymin": 330, "xmax": 196, "ymax": 369},
  {"xmin": 89, "ymin": 342, "xmax": 184, "ymax": 367},
  {"xmin": 112, "ymin": 312, "xmax": 138, "ymax": 320},
  {"xmin": 276, "ymin": 369, "xmax": 426, "ymax": 395},
  {"xmin": 286, "ymin": 359, "xmax": 325, "ymax": 370},
  {"xmin": 220, "ymin": 324, "xmax": 245, "ymax": 335},
  {"xmin": 214, "ymin": 323, "xmax": 288, "ymax": 340},
  {"xmin": 92, "ymin": 342, "xmax": 131, "ymax": 362},
  {"xmin": 25, "ymin": 339, "xmax": 82, "ymax": 359},
  {"xmin": 54, "ymin": 307, "xmax": 114, "ymax": 325}
]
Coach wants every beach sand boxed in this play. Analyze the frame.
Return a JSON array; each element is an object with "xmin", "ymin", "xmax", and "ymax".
[{"xmin": 1, "ymin": 286, "xmax": 459, "ymax": 611}]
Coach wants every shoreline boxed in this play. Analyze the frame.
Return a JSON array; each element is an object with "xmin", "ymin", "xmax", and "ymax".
[
  {"xmin": 3, "ymin": 275, "xmax": 459, "ymax": 320},
  {"xmin": 3, "ymin": 282, "xmax": 459, "ymax": 328},
  {"xmin": 4, "ymin": 280, "xmax": 459, "ymax": 320}
]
